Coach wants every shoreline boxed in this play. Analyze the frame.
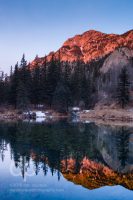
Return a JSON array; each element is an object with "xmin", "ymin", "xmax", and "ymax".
[
  {"xmin": 80, "ymin": 118, "xmax": 133, "ymax": 127},
  {"xmin": 0, "ymin": 109, "xmax": 68, "ymax": 122},
  {"xmin": 79, "ymin": 107, "xmax": 133, "ymax": 126},
  {"xmin": 1, "ymin": 107, "xmax": 133, "ymax": 126}
]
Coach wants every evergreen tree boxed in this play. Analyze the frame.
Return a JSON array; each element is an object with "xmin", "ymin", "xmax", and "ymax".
[
  {"xmin": 20, "ymin": 55, "xmax": 31, "ymax": 88},
  {"xmin": 9, "ymin": 62, "xmax": 19, "ymax": 107},
  {"xmin": 70, "ymin": 61, "xmax": 88, "ymax": 106},
  {"xmin": 63, "ymin": 62, "xmax": 71, "ymax": 85},
  {"xmin": 70, "ymin": 62, "xmax": 81, "ymax": 105},
  {"xmin": 19, "ymin": 54, "xmax": 32, "ymax": 104},
  {"xmin": 39, "ymin": 57, "xmax": 47, "ymax": 104},
  {"xmin": 80, "ymin": 68, "xmax": 90, "ymax": 108},
  {"xmin": 3, "ymin": 75, "xmax": 10, "ymax": 104},
  {"xmin": 10, "ymin": 66, "xmax": 13, "ymax": 77},
  {"xmin": 0, "ymin": 72, "xmax": 5, "ymax": 105},
  {"xmin": 53, "ymin": 79, "xmax": 72, "ymax": 113},
  {"xmin": 16, "ymin": 81, "xmax": 29, "ymax": 111},
  {"xmin": 31, "ymin": 67, "xmax": 41, "ymax": 105},
  {"xmin": 20, "ymin": 54, "xmax": 27, "ymax": 68},
  {"xmin": 45, "ymin": 57, "xmax": 60, "ymax": 107},
  {"xmin": 117, "ymin": 67, "xmax": 130, "ymax": 108}
]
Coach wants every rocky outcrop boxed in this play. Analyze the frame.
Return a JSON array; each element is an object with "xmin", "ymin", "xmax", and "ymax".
[
  {"xmin": 98, "ymin": 47, "xmax": 133, "ymax": 103},
  {"xmin": 30, "ymin": 29, "xmax": 133, "ymax": 68},
  {"xmin": 101, "ymin": 47, "xmax": 133, "ymax": 74}
]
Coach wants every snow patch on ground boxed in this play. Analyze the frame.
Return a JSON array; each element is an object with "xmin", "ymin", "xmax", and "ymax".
[{"xmin": 35, "ymin": 111, "xmax": 46, "ymax": 118}]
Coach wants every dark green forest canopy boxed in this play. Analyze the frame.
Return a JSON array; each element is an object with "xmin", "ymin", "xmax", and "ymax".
[
  {"xmin": 0, "ymin": 55, "xmax": 106, "ymax": 111},
  {"xmin": 0, "ymin": 53, "xmax": 131, "ymax": 110}
]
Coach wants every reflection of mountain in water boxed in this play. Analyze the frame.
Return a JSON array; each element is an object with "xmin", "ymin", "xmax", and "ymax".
[
  {"xmin": 61, "ymin": 158, "xmax": 133, "ymax": 190},
  {"xmin": 0, "ymin": 121, "xmax": 133, "ymax": 190}
]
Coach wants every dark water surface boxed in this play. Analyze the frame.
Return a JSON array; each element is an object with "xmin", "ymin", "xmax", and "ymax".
[{"xmin": 0, "ymin": 120, "xmax": 133, "ymax": 200}]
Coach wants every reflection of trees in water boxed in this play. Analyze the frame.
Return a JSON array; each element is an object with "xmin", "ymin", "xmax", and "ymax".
[
  {"xmin": 115, "ymin": 127, "xmax": 130, "ymax": 170},
  {"xmin": 16, "ymin": 155, "xmax": 30, "ymax": 179},
  {"xmin": 0, "ymin": 140, "xmax": 7, "ymax": 161},
  {"xmin": 0, "ymin": 122, "xmax": 132, "ymax": 179},
  {"xmin": 32, "ymin": 153, "xmax": 61, "ymax": 180},
  {"xmin": 0, "ymin": 123, "xmax": 9, "ymax": 161}
]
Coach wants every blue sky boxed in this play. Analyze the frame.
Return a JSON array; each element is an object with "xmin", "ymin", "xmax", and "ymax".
[{"xmin": 0, "ymin": 0, "xmax": 133, "ymax": 73}]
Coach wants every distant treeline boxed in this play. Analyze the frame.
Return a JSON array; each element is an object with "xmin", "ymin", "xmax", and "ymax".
[
  {"xmin": 0, "ymin": 54, "xmax": 103, "ymax": 112},
  {"xmin": 0, "ymin": 54, "xmax": 130, "ymax": 111}
]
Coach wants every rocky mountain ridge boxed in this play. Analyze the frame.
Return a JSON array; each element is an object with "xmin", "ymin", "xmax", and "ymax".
[{"xmin": 30, "ymin": 29, "xmax": 133, "ymax": 68}]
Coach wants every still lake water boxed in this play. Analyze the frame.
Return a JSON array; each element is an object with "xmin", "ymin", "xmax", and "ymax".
[{"xmin": 0, "ymin": 120, "xmax": 133, "ymax": 200}]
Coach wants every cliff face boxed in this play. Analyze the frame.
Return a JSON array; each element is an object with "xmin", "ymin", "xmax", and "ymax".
[
  {"xmin": 101, "ymin": 47, "xmax": 133, "ymax": 74},
  {"xmin": 30, "ymin": 29, "xmax": 133, "ymax": 68},
  {"xmin": 98, "ymin": 47, "xmax": 133, "ymax": 103}
]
